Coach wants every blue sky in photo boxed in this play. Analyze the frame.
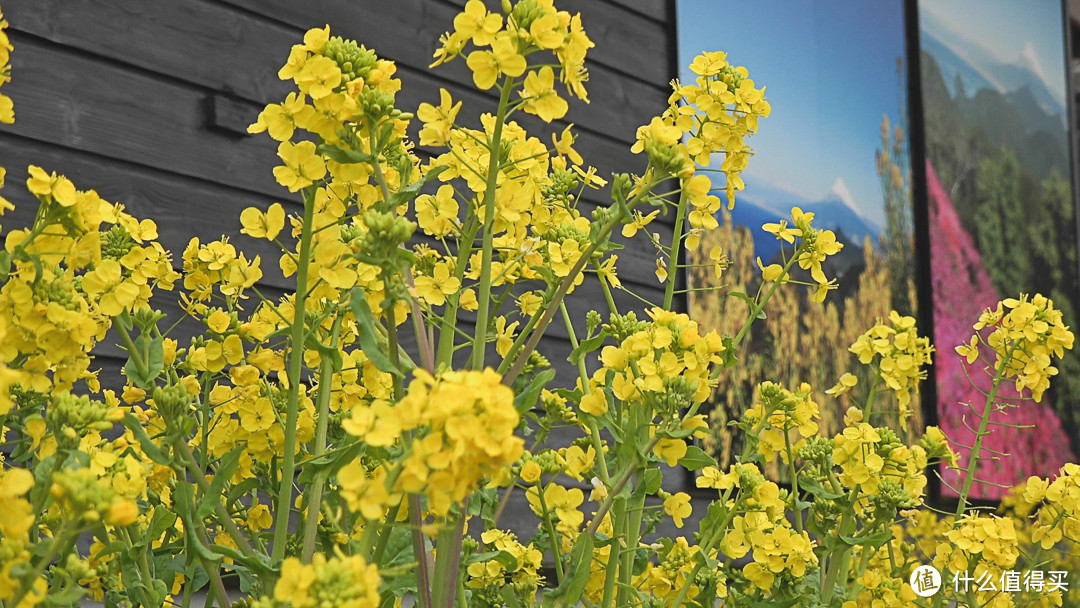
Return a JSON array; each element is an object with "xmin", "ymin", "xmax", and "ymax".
[
  {"xmin": 676, "ymin": 0, "xmax": 908, "ymax": 228},
  {"xmin": 919, "ymin": 0, "xmax": 1068, "ymax": 110}
]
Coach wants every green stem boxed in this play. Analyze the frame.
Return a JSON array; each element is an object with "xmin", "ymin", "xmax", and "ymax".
[
  {"xmin": 501, "ymin": 177, "xmax": 660, "ymax": 386},
  {"xmin": 431, "ymin": 513, "xmax": 467, "ymax": 608},
  {"xmin": 272, "ymin": 186, "xmax": 316, "ymax": 563},
  {"xmin": 10, "ymin": 526, "xmax": 74, "ymax": 608},
  {"xmin": 784, "ymin": 424, "xmax": 803, "ymax": 534},
  {"xmin": 821, "ymin": 510, "xmax": 855, "ymax": 603},
  {"xmin": 863, "ymin": 371, "xmax": 880, "ymax": 422},
  {"xmin": 583, "ymin": 436, "xmax": 660, "ymax": 538},
  {"xmin": 599, "ymin": 273, "xmax": 619, "ymax": 317},
  {"xmin": 953, "ymin": 345, "xmax": 1013, "ymax": 520},
  {"xmin": 616, "ymin": 484, "xmax": 646, "ymax": 608},
  {"xmin": 560, "ymin": 302, "xmax": 590, "ymax": 388},
  {"xmin": 599, "ymin": 497, "xmax": 626, "ymax": 608},
  {"xmin": 435, "ymin": 215, "xmax": 481, "ymax": 369},
  {"xmin": 301, "ymin": 316, "xmax": 343, "ymax": 562},
  {"xmin": 122, "ymin": 527, "xmax": 158, "ymax": 607},
  {"xmin": 409, "ymin": 495, "xmax": 433, "ymax": 608},
  {"xmin": 115, "ymin": 316, "xmax": 148, "ymax": 379},
  {"xmin": 536, "ymin": 487, "xmax": 566, "ymax": 582},
  {"xmin": 172, "ymin": 437, "xmax": 259, "ymax": 560},
  {"xmin": 193, "ymin": 525, "xmax": 231, "ymax": 608},
  {"xmin": 663, "ymin": 192, "xmax": 688, "ymax": 310},
  {"xmin": 471, "ymin": 78, "xmax": 514, "ymax": 370},
  {"xmin": 370, "ymin": 502, "xmax": 402, "ymax": 565}
]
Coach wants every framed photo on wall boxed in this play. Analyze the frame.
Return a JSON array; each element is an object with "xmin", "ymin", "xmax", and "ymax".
[
  {"xmin": 677, "ymin": 0, "xmax": 919, "ymax": 478},
  {"xmin": 914, "ymin": 0, "xmax": 1080, "ymax": 500}
]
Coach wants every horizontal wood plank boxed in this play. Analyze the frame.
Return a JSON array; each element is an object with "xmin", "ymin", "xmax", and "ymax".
[
  {"xmin": 4, "ymin": 34, "xmax": 287, "ymax": 198},
  {"xmin": 0, "ymin": 135, "xmax": 293, "ymax": 288}
]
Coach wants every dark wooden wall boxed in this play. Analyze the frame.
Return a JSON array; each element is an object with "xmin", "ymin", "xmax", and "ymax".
[{"xmin": 0, "ymin": 0, "xmax": 684, "ymax": 534}]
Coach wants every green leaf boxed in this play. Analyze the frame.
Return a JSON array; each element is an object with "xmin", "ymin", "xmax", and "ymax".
[
  {"xmin": 727, "ymin": 291, "xmax": 765, "ymax": 319},
  {"xmin": 749, "ymin": 598, "xmax": 800, "ymax": 608},
  {"xmin": 349, "ymin": 289, "xmax": 403, "ymax": 377},
  {"xmin": 839, "ymin": 529, "xmax": 894, "ymax": 548},
  {"xmin": 386, "ymin": 165, "xmax": 447, "ymax": 209},
  {"xmin": 296, "ymin": 440, "xmax": 364, "ymax": 486},
  {"xmin": 799, "ymin": 477, "xmax": 845, "ymax": 501},
  {"xmin": 122, "ymin": 413, "xmax": 172, "ymax": 465},
  {"xmin": 125, "ymin": 333, "xmax": 165, "ymax": 389},
  {"xmin": 514, "ymin": 369, "xmax": 556, "ymax": 415},
  {"xmin": 316, "ymin": 144, "xmax": 373, "ymax": 165},
  {"xmin": 492, "ymin": 550, "xmax": 519, "ymax": 572},
  {"xmin": 147, "ymin": 508, "xmax": 179, "ymax": 546},
  {"xmin": 196, "ymin": 446, "xmax": 243, "ymax": 519},
  {"xmin": 568, "ymin": 334, "xmax": 606, "ymax": 366},
  {"xmin": 500, "ymin": 587, "xmax": 525, "ymax": 608},
  {"xmin": 641, "ymin": 468, "xmax": 663, "ymax": 495},
  {"xmin": 695, "ymin": 502, "xmax": 726, "ymax": 544},
  {"xmin": 540, "ymin": 534, "xmax": 595, "ymax": 608},
  {"xmin": 677, "ymin": 446, "xmax": 717, "ymax": 471}
]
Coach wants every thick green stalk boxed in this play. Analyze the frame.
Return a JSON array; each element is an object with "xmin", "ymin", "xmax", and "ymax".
[
  {"xmin": 471, "ymin": 78, "xmax": 514, "ymax": 370},
  {"xmin": 301, "ymin": 317, "xmax": 343, "ymax": 562},
  {"xmin": 663, "ymin": 192, "xmax": 688, "ymax": 310},
  {"xmin": 436, "ymin": 216, "xmax": 482, "ymax": 369},
  {"xmin": 272, "ymin": 186, "xmax": 316, "ymax": 563},
  {"xmin": 599, "ymin": 497, "xmax": 626, "ymax": 608},
  {"xmin": 193, "ymin": 525, "xmax": 232, "ymax": 608},
  {"xmin": 616, "ymin": 484, "xmax": 646, "ymax": 608},
  {"xmin": 431, "ymin": 513, "xmax": 467, "ymax": 608}
]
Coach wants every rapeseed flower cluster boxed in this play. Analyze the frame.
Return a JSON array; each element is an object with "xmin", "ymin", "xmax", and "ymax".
[
  {"xmin": 253, "ymin": 553, "xmax": 381, "ymax": 608},
  {"xmin": 957, "ymin": 293, "xmax": 1074, "ymax": 401},
  {"xmin": 848, "ymin": 310, "xmax": 935, "ymax": 423},
  {"xmin": 340, "ymin": 369, "xmax": 523, "ymax": 518}
]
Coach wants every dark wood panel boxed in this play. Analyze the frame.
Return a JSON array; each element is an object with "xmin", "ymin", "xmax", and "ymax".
[
  {"xmin": 0, "ymin": 136, "xmax": 293, "ymax": 290},
  {"xmin": 603, "ymin": 0, "xmax": 669, "ymax": 22},
  {"xmin": 5, "ymin": 0, "xmax": 658, "ymax": 171},
  {"xmin": 213, "ymin": 0, "xmax": 667, "ymax": 143},
  {"xmin": 558, "ymin": 0, "xmax": 670, "ymax": 85},
  {"xmin": 4, "ymin": 35, "xmax": 286, "ymax": 198},
  {"xmin": 6, "ymin": 0, "xmax": 295, "ymax": 102}
]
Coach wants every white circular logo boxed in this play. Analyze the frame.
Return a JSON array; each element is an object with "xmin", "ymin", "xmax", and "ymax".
[{"xmin": 910, "ymin": 564, "xmax": 942, "ymax": 597}]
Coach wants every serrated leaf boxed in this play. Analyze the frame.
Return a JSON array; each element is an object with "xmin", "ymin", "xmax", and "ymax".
[{"xmin": 677, "ymin": 445, "xmax": 717, "ymax": 471}]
